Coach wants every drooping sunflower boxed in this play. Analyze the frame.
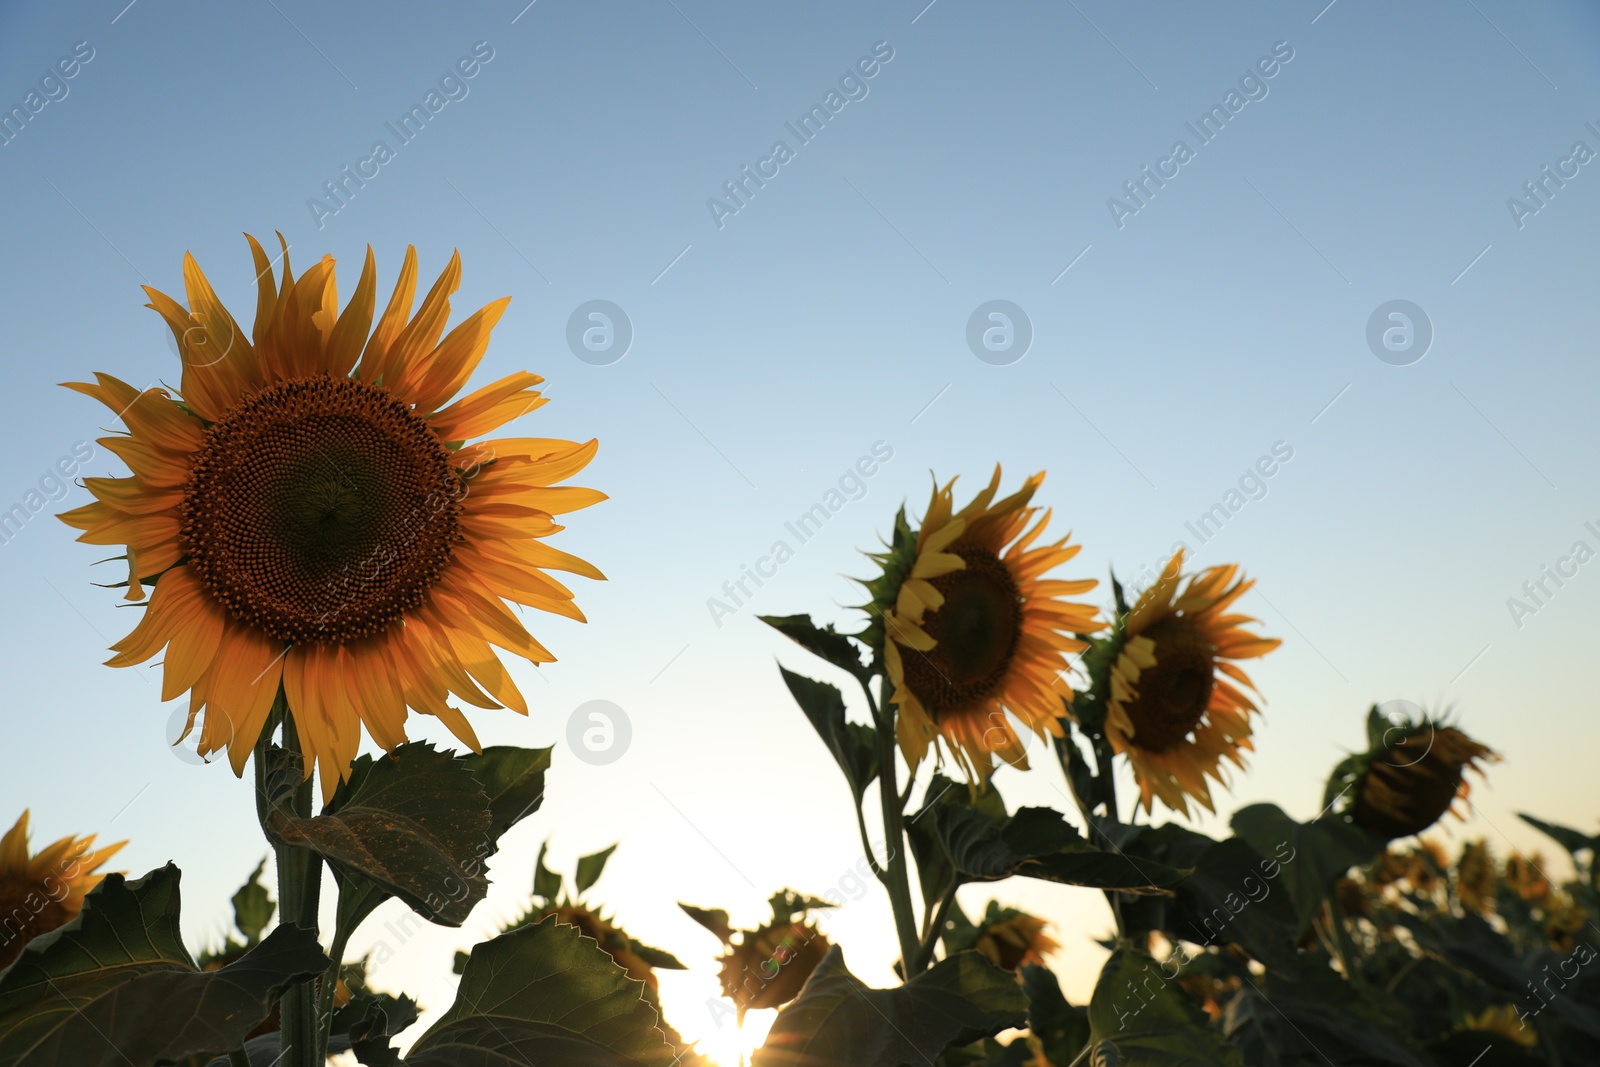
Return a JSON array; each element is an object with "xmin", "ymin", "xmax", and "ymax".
[
  {"xmin": 0, "ymin": 811, "xmax": 124, "ymax": 970},
  {"xmin": 865, "ymin": 467, "xmax": 1100, "ymax": 784},
  {"xmin": 969, "ymin": 908, "xmax": 1060, "ymax": 973},
  {"xmin": 1328, "ymin": 711, "xmax": 1497, "ymax": 842},
  {"xmin": 715, "ymin": 919, "xmax": 831, "ymax": 1017},
  {"xmin": 1101, "ymin": 549, "xmax": 1280, "ymax": 816},
  {"xmin": 61, "ymin": 237, "xmax": 603, "ymax": 797},
  {"xmin": 681, "ymin": 890, "xmax": 834, "ymax": 1021}
]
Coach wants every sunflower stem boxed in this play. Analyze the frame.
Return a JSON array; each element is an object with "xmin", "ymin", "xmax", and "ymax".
[
  {"xmin": 1324, "ymin": 893, "xmax": 1365, "ymax": 987},
  {"xmin": 258, "ymin": 697, "xmax": 325, "ymax": 1067},
  {"xmin": 853, "ymin": 801, "xmax": 887, "ymax": 884},
  {"xmin": 315, "ymin": 918, "xmax": 354, "ymax": 1058},
  {"xmin": 862, "ymin": 673, "xmax": 922, "ymax": 979},
  {"xmin": 913, "ymin": 885, "xmax": 959, "ymax": 972}
]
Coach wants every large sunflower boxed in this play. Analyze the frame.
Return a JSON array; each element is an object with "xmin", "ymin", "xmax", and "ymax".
[
  {"xmin": 1103, "ymin": 549, "xmax": 1280, "ymax": 816},
  {"xmin": 870, "ymin": 468, "xmax": 1100, "ymax": 784},
  {"xmin": 0, "ymin": 811, "xmax": 124, "ymax": 970},
  {"xmin": 61, "ymin": 237, "xmax": 603, "ymax": 797}
]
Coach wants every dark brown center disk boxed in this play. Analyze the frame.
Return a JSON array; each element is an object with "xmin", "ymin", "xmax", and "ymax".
[
  {"xmin": 181, "ymin": 375, "xmax": 463, "ymax": 645},
  {"xmin": 1122, "ymin": 616, "xmax": 1215, "ymax": 752},
  {"xmin": 900, "ymin": 546, "xmax": 1023, "ymax": 719}
]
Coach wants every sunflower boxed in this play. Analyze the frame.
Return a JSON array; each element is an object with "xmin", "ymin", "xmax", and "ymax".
[
  {"xmin": 1544, "ymin": 896, "xmax": 1587, "ymax": 952},
  {"xmin": 0, "ymin": 811, "xmax": 124, "ymax": 970},
  {"xmin": 970, "ymin": 909, "xmax": 1060, "ymax": 973},
  {"xmin": 61, "ymin": 237, "xmax": 603, "ymax": 798},
  {"xmin": 1456, "ymin": 839, "xmax": 1497, "ymax": 914},
  {"xmin": 1335, "ymin": 718, "xmax": 1497, "ymax": 841},
  {"xmin": 1102, "ymin": 549, "xmax": 1280, "ymax": 816},
  {"xmin": 716, "ymin": 919, "xmax": 831, "ymax": 1017},
  {"xmin": 1502, "ymin": 852, "xmax": 1551, "ymax": 903},
  {"xmin": 866, "ymin": 468, "xmax": 1100, "ymax": 783},
  {"xmin": 1461, "ymin": 1004, "xmax": 1538, "ymax": 1049}
]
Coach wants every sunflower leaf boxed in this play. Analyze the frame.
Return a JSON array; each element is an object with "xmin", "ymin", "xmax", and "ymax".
[
  {"xmin": 458, "ymin": 744, "xmax": 553, "ymax": 843},
  {"xmin": 576, "ymin": 843, "xmax": 618, "ymax": 895},
  {"xmin": 0, "ymin": 864, "xmax": 327, "ymax": 1067},
  {"xmin": 776, "ymin": 666, "xmax": 879, "ymax": 804},
  {"xmin": 934, "ymin": 804, "xmax": 1191, "ymax": 892},
  {"xmin": 1084, "ymin": 945, "xmax": 1242, "ymax": 1066},
  {"xmin": 534, "ymin": 840, "xmax": 563, "ymax": 901},
  {"xmin": 760, "ymin": 614, "xmax": 867, "ymax": 677},
  {"xmin": 1221, "ymin": 956, "xmax": 1436, "ymax": 1066},
  {"xmin": 353, "ymin": 915, "xmax": 677, "ymax": 1067},
  {"xmin": 1019, "ymin": 964, "xmax": 1091, "ymax": 1067},
  {"xmin": 1230, "ymin": 803, "xmax": 1384, "ymax": 931},
  {"xmin": 677, "ymin": 903, "xmax": 735, "ymax": 945},
  {"xmin": 230, "ymin": 857, "xmax": 275, "ymax": 946},
  {"xmin": 908, "ymin": 774, "xmax": 1009, "ymax": 909},
  {"xmin": 1518, "ymin": 812, "xmax": 1597, "ymax": 857},
  {"xmin": 751, "ymin": 947, "xmax": 1026, "ymax": 1066},
  {"xmin": 268, "ymin": 741, "xmax": 494, "ymax": 927}
]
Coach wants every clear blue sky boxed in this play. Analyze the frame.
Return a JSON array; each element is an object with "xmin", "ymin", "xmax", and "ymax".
[{"xmin": 2, "ymin": 0, "xmax": 1597, "ymax": 1058}]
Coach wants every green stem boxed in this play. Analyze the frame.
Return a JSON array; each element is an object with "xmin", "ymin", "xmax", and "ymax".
[
  {"xmin": 258, "ymin": 695, "xmax": 324, "ymax": 1067},
  {"xmin": 1324, "ymin": 894, "xmax": 1364, "ymax": 986},
  {"xmin": 913, "ymin": 885, "xmax": 959, "ymax": 973},
  {"xmin": 315, "ymin": 916, "xmax": 354, "ymax": 1055},
  {"xmin": 861, "ymin": 674, "xmax": 921, "ymax": 978},
  {"xmin": 853, "ymin": 799, "xmax": 887, "ymax": 884},
  {"xmin": 227, "ymin": 1048, "xmax": 251, "ymax": 1067}
]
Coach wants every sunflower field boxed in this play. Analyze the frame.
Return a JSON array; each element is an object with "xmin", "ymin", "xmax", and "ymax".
[{"xmin": 0, "ymin": 234, "xmax": 1591, "ymax": 1067}]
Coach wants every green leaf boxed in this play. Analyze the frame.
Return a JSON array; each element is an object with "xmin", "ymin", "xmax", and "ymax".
[
  {"xmin": 678, "ymin": 903, "xmax": 734, "ymax": 944},
  {"xmin": 576, "ymin": 844, "xmax": 618, "ymax": 895},
  {"xmin": 355, "ymin": 915, "xmax": 677, "ymax": 1066},
  {"xmin": 906, "ymin": 774, "xmax": 1007, "ymax": 910},
  {"xmin": 459, "ymin": 744, "xmax": 553, "ymax": 842},
  {"xmin": 776, "ymin": 667, "xmax": 878, "ymax": 803},
  {"xmin": 534, "ymin": 840, "xmax": 563, "ymax": 901},
  {"xmin": 230, "ymin": 858, "xmax": 275, "ymax": 946},
  {"xmin": 935, "ymin": 804, "xmax": 1191, "ymax": 891},
  {"xmin": 752, "ymin": 947, "xmax": 1027, "ymax": 1066},
  {"xmin": 1165, "ymin": 837, "xmax": 1300, "ymax": 972},
  {"xmin": 1230, "ymin": 803, "xmax": 1384, "ymax": 931},
  {"xmin": 767, "ymin": 888, "xmax": 837, "ymax": 926},
  {"xmin": 1221, "ymin": 957, "xmax": 1436, "ymax": 1067},
  {"xmin": 1019, "ymin": 965, "xmax": 1090, "ymax": 1067},
  {"xmin": 1518, "ymin": 811, "xmax": 1597, "ymax": 856},
  {"xmin": 760, "ymin": 614, "xmax": 867, "ymax": 676},
  {"xmin": 1085, "ymin": 945, "xmax": 1242, "ymax": 1066},
  {"xmin": 0, "ymin": 865, "xmax": 326, "ymax": 1067},
  {"xmin": 269, "ymin": 741, "xmax": 493, "ymax": 926},
  {"xmin": 627, "ymin": 940, "xmax": 688, "ymax": 971}
]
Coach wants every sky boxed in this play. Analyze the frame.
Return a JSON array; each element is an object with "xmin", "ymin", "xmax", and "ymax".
[{"xmin": 1, "ymin": 0, "xmax": 1598, "ymax": 1061}]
